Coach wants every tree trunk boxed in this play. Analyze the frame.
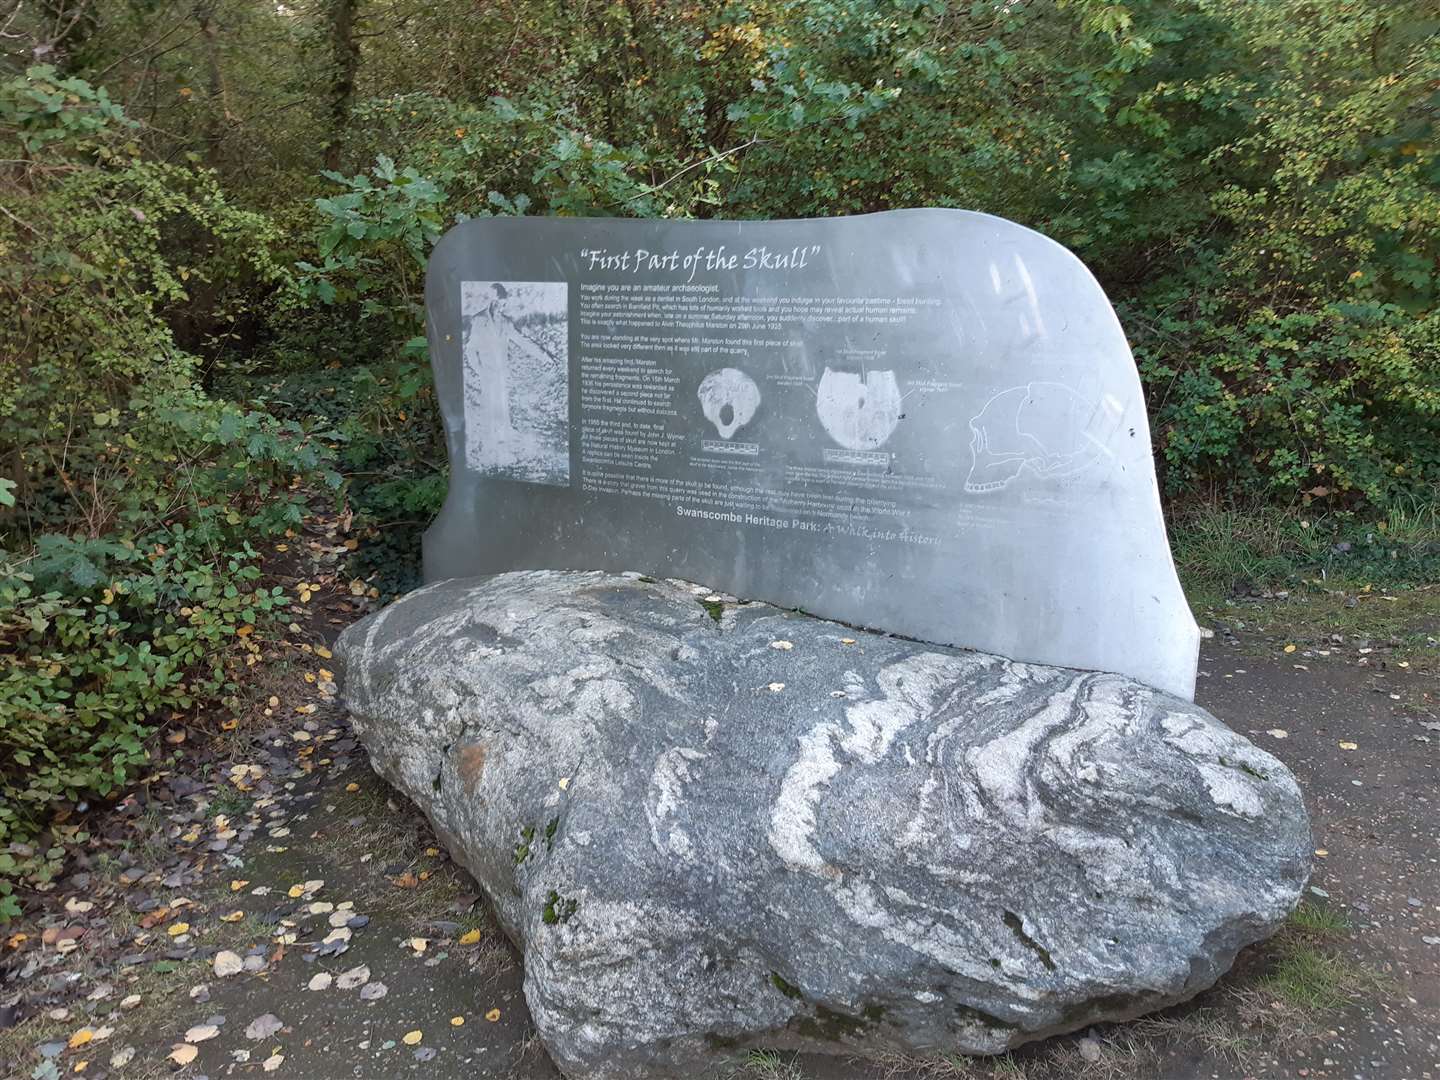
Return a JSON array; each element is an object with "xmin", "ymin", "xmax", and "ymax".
[
  {"xmin": 322, "ymin": 0, "xmax": 360, "ymax": 171},
  {"xmin": 193, "ymin": 1, "xmax": 235, "ymax": 164}
]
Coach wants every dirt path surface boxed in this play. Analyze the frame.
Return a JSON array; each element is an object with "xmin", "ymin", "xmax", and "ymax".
[{"xmin": 3, "ymin": 581, "xmax": 1437, "ymax": 1080}]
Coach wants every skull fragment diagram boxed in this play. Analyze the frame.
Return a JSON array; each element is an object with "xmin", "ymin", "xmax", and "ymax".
[
  {"xmin": 965, "ymin": 382, "xmax": 1119, "ymax": 493},
  {"xmin": 816, "ymin": 369, "xmax": 903, "ymax": 451},
  {"xmin": 698, "ymin": 368, "xmax": 761, "ymax": 440}
]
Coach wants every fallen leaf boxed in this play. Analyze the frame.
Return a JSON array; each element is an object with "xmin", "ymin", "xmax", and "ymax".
[
  {"xmin": 336, "ymin": 964, "xmax": 370, "ymax": 989},
  {"xmin": 169, "ymin": 1044, "xmax": 198, "ymax": 1066},
  {"xmin": 1265, "ymin": 729, "xmax": 1289, "ymax": 739},
  {"xmin": 315, "ymin": 645, "xmax": 333, "ymax": 659},
  {"xmin": 840, "ymin": 637, "xmax": 856, "ymax": 645},
  {"xmin": 458, "ymin": 929, "xmax": 481, "ymax": 946},
  {"xmin": 213, "ymin": 950, "xmax": 244, "ymax": 977},
  {"xmin": 220, "ymin": 910, "xmax": 245, "ymax": 923},
  {"xmin": 770, "ymin": 640, "xmax": 794, "ymax": 651},
  {"xmin": 1283, "ymin": 643, "xmax": 1297, "ymax": 653},
  {"xmin": 185, "ymin": 1023, "xmax": 219, "ymax": 1043},
  {"xmin": 402, "ymin": 1030, "xmax": 423, "ymax": 1045},
  {"xmin": 1338, "ymin": 741, "xmax": 1358, "ymax": 751},
  {"xmin": 167, "ymin": 922, "xmax": 190, "ymax": 937},
  {"xmin": 308, "ymin": 972, "xmax": 333, "ymax": 991},
  {"xmin": 485, "ymin": 1008, "xmax": 501, "ymax": 1022},
  {"xmin": 244, "ymin": 1014, "xmax": 283, "ymax": 1041},
  {"xmin": 766, "ymin": 682, "xmax": 785, "ymax": 692},
  {"xmin": 109, "ymin": 1047, "xmax": 135, "ymax": 1069},
  {"xmin": 359, "ymin": 981, "xmax": 388, "ymax": 1001},
  {"xmin": 263, "ymin": 1052, "xmax": 285, "ymax": 1071},
  {"xmin": 68, "ymin": 1029, "xmax": 94, "ymax": 1049}
]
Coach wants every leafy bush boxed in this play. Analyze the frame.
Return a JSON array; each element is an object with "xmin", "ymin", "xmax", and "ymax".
[
  {"xmin": 291, "ymin": 0, "xmax": 1437, "ymax": 512},
  {"xmin": 0, "ymin": 68, "xmax": 337, "ymax": 916}
]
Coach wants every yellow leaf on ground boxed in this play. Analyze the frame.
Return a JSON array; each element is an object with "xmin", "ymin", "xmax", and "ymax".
[
  {"xmin": 458, "ymin": 929, "xmax": 481, "ymax": 946},
  {"xmin": 450, "ymin": 1016, "xmax": 464, "ymax": 1026},
  {"xmin": 167, "ymin": 923, "xmax": 189, "ymax": 937},
  {"xmin": 314, "ymin": 645, "xmax": 333, "ymax": 659},
  {"xmin": 485, "ymin": 1008, "xmax": 501, "ymax": 1022},
  {"xmin": 1338, "ymin": 741, "xmax": 1358, "ymax": 750},
  {"xmin": 402, "ymin": 1030, "xmax": 423, "ymax": 1045},
  {"xmin": 69, "ymin": 1029, "xmax": 94, "ymax": 1048}
]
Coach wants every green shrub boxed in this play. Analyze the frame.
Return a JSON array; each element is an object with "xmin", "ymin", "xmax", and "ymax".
[{"xmin": 0, "ymin": 67, "xmax": 338, "ymax": 917}]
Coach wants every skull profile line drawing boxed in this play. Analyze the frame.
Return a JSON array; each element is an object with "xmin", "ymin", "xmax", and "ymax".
[
  {"xmin": 698, "ymin": 368, "xmax": 761, "ymax": 440},
  {"xmin": 965, "ymin": 381, "xmax": 1111, "ymax": 493},
  {"xmin": 815, "ymin": 368, "xmax": 903, "ymax": 451}
]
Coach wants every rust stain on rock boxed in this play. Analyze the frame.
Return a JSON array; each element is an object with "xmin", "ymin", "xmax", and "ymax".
[{"xmin": 456, "ymin": 743, "xmax": 488, "ymax": 796}]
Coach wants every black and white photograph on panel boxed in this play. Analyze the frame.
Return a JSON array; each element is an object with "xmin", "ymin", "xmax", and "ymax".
[{"xmin": 460, "ymin": 280, "xmax": 570, "ymax": 486}]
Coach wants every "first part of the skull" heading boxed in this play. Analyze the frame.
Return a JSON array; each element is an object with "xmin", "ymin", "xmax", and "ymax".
[{"xmin": 580, "ymin": 244, "xmax": 823, "ymax": 283}]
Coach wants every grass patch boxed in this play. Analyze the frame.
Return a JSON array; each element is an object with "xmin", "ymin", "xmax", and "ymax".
[
  {"xmin": 0, "ymin": 954, "xmax": 215, "ymax": 1078},
  {"xmin": 986, "ymin": 1055, "xmax": 1030, "ymax": 1080},
  {"xmin": 873, "ymin": 1049, "xmax": 980, "ymax": 1078},
  {"xmin": 1262, "ymin": 945, "xmax": 1353, "ymax": 1011},
  {"xmin": 1251, "ymin": 904, "xmax": 1381, "ymax": 1015},
  {"xmin": 1170, "ymin": 498, "xmax": 1440, "ymax": 607},
  {"xmin": 1260, "ymin": 940, "xmax": 1359, "ymax": 1012},
  {"xmin": 734, "ymin": 1048, "xmax": 804, "ymax": 1079},
  {"xmin": 1287, "ymin": 900, "xmax": 1350, "ymax": 934}
]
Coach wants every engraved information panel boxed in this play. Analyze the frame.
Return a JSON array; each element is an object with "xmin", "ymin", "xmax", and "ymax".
[{"xmin": 423, "ymin": 210, "xmax": 1200, "ymax": 699}]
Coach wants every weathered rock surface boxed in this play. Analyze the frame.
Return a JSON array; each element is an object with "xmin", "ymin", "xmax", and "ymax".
[{"xmin": 336, "ymin": 571, "xmax": 1311, "ymax": 1079}]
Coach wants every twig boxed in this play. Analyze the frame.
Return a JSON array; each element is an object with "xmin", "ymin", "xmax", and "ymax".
[{"xmin": 616, "ymin": 137, "xmax": 762, "ymax": 206}]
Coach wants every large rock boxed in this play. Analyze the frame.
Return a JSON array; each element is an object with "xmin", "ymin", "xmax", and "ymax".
[{"xmin": 336, "ymin": 571, "xmax": 1311, "ymax": 1079}]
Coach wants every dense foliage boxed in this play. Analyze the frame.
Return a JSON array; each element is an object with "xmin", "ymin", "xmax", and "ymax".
[
  {"xmin": 1, "ymin": 0, "xmax": 1436, "ymax": 915},
  {"xmin": 0, "ymin": 65, "xmax": 337, "ymax": 914}
]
